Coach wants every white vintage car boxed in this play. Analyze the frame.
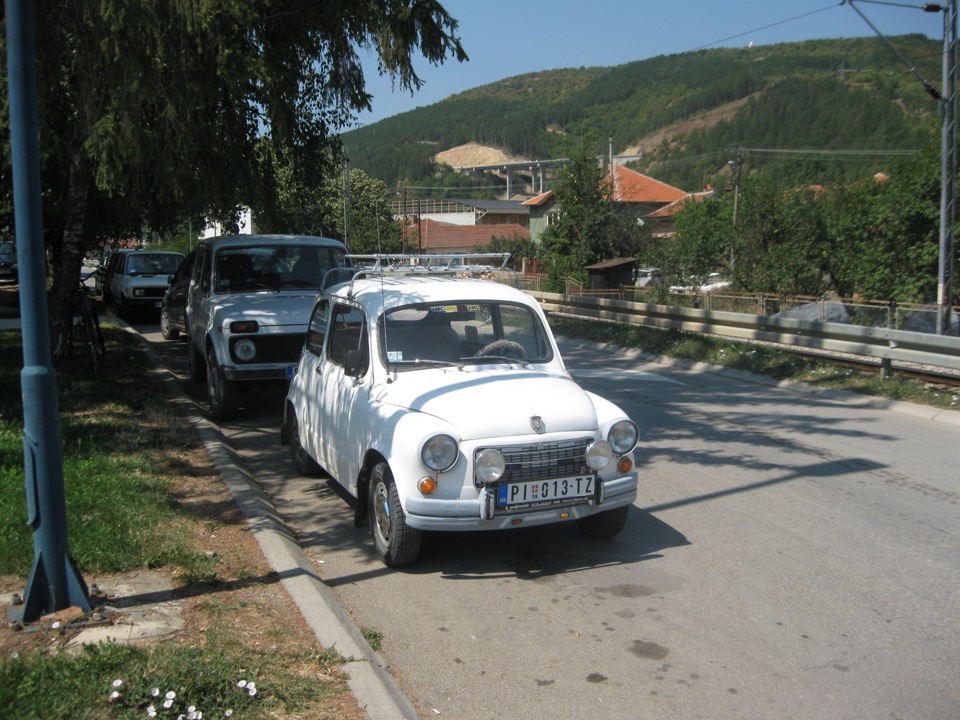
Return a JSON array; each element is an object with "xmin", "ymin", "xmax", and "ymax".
[{"xmin": 281, "ymin": 256, "xmax": 640, "ymax": 566}]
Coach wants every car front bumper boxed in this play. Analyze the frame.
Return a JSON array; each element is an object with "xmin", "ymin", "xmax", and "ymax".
[{"xmin": 403, "ymin": 473, "xmax": 637, "ymax": 531}]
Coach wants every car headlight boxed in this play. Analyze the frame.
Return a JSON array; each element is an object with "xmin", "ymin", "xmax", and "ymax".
[
  {"xmin": 133, "ymin": 288, "xmax": 145, "ymax": 297},
  {"xmin": 233, "ymin": 338, "xmax": 257, "ymax": 362},
  {"xmin": 607, "ymin": 420, "xmax": 639, "ymax": 455},
  {"xmin": 474, "ymin": 449, "xmax": 505, "ymax": 483},
  {"xmin": 585, "ymin": 440, "xmax": 613, "ymax": 471},
  {"xmin": 421, "ymin": 434, "xmax": 459, "ymax": 472}
]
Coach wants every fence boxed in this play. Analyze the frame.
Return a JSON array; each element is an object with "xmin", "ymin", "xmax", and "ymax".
[{"xmin": 527, "ymin": 289, "xmax": 960, "ymax": 375}]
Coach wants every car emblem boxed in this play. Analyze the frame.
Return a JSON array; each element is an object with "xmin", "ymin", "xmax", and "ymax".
[{"xmin": 530, "ymin": 416, "xmax": 544, "ymax": 432}]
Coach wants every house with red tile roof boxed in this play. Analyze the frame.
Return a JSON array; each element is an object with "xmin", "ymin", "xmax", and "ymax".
[
  {"xmin": 403, "ymin": 218, "xmax": 529, "ymax": 254},
  {"xmin": 645, "ymin": 188, "xmax": 717, "ymax": 237}
]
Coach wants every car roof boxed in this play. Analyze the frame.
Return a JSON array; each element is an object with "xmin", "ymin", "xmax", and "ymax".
[
  {"xmin": 199, "ymin": 234, "xmax": 347, "ymax": 251},
  {"xmin": 325, "ymin": 275, "xmax": 537, "ymax": 317}
]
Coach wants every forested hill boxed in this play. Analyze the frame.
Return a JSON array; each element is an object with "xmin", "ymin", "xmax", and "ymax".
[{"xmin": 341, "ymin": 35, "xmax": 943, "ymax": 192}]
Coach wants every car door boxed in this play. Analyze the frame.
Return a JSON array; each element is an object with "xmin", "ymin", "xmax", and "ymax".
[
  {"xmin": 319, "ymin": 303, "xmax": 369, "ymax": 490},
  {"xmin": 186, "ymin": 245, "xmax": 212, "ymax": 347},
  {"xmin": 299, "ymin": 299, "xmax": 330, "ymax": 467},
  {"xmin": 166, "ymin": 250, "xmax": 197, "ymax": 331}
]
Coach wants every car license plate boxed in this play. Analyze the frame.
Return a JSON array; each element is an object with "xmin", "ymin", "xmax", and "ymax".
[{"xmin": 497, "ymin": 475, "xmax": 594, "ymax": 509}]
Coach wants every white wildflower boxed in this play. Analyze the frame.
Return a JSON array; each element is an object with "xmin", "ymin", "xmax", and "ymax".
[
  {"xmin": 151, "ymin": 688, "xmax": 160, "ymax": 697},
  {"xmin": 112, "ymin": 679, "xmax": 123, "ymax": 688},
  {"xmin": 224, "ymin": 711, "xmax": 233, "ymax": 718},
  {"xmin": 109, "ymin": 691, "xmax": 120, "ymax": 700},
  {"xmin": 147, "ymin": 706, "xmax": 157, "ymax": 718},
  {"xmin": 237, "ymin": 680, "xmax": 247, "ymax": 688},
  {"xmin": 163, "ymin": 699, "xmax": 174, "ymax": 709},
  {"xmin": 166, "ymin": 691, "xmax": 177, "ymax": 700}
]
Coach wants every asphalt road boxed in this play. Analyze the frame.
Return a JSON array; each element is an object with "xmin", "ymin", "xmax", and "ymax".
[{"xmin": 139, "ymin": 319, "xmax": 960, "ymax": 720}]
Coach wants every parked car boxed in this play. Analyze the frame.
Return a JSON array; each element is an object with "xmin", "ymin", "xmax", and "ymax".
[
  {"xmin": 160, "ymin": 249, "xmax": 197, "ymax": 340},
  {"xmin": 185, "ymin": 234, "xmax": 350, "ymax": 420},
  {"xmin": 0, "ymin": 241, "xmax": 18, "ymax": 283},
  {"xmin": 281, "ymin": 255, "xmax": 640, "ymax": 566},
  {"xmin": 103, "ymin": 249, "xmax": 184, "ymax": 317}
]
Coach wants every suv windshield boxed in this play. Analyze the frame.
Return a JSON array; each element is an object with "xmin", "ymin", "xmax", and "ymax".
[
  {"xmin": 215, "ymin": 245, "xmax": 347, "ymax": 293},
  {"xmin": 379, "ymin": 301, "xmax": 552, "ymax": 368}
]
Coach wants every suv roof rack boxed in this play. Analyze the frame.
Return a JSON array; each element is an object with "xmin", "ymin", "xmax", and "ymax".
[{"xmin": 321, "ymin": 253, "xmax": 519, "ymax": 294}]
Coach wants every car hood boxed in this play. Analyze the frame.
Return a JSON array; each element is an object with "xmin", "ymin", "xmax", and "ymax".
[
  {"xmin": 375, "ymin": 368, "xmax": 598, "ymax": 440},
  {"xmin": 212, "ymin": 292, "xmax": 317, "ymax": 328}
]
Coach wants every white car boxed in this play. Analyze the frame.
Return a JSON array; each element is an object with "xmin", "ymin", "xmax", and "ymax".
[
  {"xmin": 185, "ymin": 234, "xmax": 349, "ymax": 420},
  {"xmin": 281, "ymin": 256, "xmax": 640, "ymax": 566}
]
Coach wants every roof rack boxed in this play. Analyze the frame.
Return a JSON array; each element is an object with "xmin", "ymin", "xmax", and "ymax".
[{"xmin": 320, "ymin": 253, "xmax": 519, "ymax": 294}]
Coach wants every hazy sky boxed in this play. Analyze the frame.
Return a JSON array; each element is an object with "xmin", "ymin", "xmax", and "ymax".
[{"xmin": 353, "ymin": 0, "xmax": 946, "ymax": 127}]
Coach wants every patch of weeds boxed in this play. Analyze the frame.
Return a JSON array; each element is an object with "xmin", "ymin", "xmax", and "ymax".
[{"xmin": 360, "ymin": 627, "xmax": 383, "ymax": 652}]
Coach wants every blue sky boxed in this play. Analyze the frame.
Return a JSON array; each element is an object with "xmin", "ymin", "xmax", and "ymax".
[{"xmin": 353, "ymin": 0, "xmax": 945, "ymax": 127}]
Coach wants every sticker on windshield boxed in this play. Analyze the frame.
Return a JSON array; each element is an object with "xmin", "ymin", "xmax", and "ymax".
[{"xmin": 387, "ymin": 351, "xmax": 403, "ymax": 362}]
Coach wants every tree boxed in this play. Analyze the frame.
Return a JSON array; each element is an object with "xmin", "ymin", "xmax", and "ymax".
[
  {"xmin": 538, "ymin": 136, "xmax": 648, "ymax": 289},
  {"xmin": 1, "ymin": 0, "xmax": 466, "ymax": 356}
]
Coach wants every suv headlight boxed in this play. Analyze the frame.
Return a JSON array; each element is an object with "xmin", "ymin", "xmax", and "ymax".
[
  {"xmin": 421, "ymin": 434, "xmax": 459, "ymax": 472},
  {"xmin": 233, "ymin": 338, "xmax": 257, "ymax": 362},
  {"xmin": 607, "ymin": 420, "xmax": 639, "ymax": 455}
]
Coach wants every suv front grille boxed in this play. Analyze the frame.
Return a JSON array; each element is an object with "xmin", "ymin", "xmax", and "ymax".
[
  {"xmin": 475, "ymin": 437, "xmax": 592, "ymax": 485},
  {"xmin": 232, "ymin": 334, "xmax": 305, "ymax": 364}
]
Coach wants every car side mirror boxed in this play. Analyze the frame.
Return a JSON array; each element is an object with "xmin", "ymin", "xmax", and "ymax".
[{"xmin": 344, "ymin": 349, "xmax": 363, "ymax": 378}]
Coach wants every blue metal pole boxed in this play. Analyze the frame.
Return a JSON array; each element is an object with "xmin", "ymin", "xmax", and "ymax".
[{"xmin": 5, "ymin": 0, "xmax": 91, "ymax": 620}]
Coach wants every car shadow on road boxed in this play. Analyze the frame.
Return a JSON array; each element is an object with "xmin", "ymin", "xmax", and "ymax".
[{"xmin": 403, "ymin": 507, "xmax": 688, "ymax": 581}]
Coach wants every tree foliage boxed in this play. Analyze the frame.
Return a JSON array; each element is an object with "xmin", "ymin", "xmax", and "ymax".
[{"xmin": 0, "ymin": 0, "xmax": 466, "ymax": 355}]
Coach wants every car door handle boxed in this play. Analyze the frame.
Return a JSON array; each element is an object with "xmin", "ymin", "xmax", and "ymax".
[{"xmin": 315, "ymin": 366, "xmax": 323, "ymax": 376}]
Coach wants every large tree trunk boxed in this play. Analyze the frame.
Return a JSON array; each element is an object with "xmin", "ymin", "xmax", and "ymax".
[{"xmin": 49, "ymin": 153, "xmax": 91, "ymax": 363}]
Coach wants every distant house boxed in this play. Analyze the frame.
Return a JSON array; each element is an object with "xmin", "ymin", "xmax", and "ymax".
[
  {"xmin": 405, "ymin": 218, "xmax": 529, "ymax": 254},
  {"xmin": 584, "ymin": 257, "xmax": 637, "ymax": 291},
  {"xmin": 645, "ymin": 188, "xmax": 717, "ymax": 237}
]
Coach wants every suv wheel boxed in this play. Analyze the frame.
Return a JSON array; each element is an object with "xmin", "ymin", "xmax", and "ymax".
[
  {"xmin": 289, "ymin": 410, "xmax": 321, "ymax": 476},
  {"xmin": 577, "ymin": 506, "xmax": 629, "ymax": 539},
  {"xmin": 207, "ymin": 348, "xmax": 239, "ymax": 421},
  {"xmin": 160, "ymin": 307, "xmax": 179, "ymax": 340},
  {"xmin": 370, "ymin": 462, "xmax": 421, "ymax": 567}
]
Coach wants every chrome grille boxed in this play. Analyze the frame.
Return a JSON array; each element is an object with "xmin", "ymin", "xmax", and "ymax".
[{"xmin": 476, "ymin": 437, "xmax": 592, "ymax": 484}]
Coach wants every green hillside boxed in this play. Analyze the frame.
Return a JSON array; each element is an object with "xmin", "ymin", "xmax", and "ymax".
[{"xmin": 341, "ymin": 35, "xmax": 942, "ymax": 192}]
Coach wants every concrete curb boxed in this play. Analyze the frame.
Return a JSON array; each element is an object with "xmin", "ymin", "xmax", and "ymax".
[{"xmin": 133, "ymin": 329, "xmax": 421, "ymax": 720}]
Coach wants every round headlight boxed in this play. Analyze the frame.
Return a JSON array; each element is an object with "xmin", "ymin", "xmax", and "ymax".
[
  {"xmin": 234, "ymin": 338, "xmax": 257, "ymax": 362},
  {"xmin": 585, "ymin": 440, "xmax": 613, "ymax": 471},
  {"xmin": 474, "ymin": 449, "xmax": 505, "ymax": 483},
  {"xmin": 607, "ymin": 420, "xmax": 639, "ymax": 455},
  {"xmin": 421, "ymin": 434, "xmax": 459, "ymax": 472}
]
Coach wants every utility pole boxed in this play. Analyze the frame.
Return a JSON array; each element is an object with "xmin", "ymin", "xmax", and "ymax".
[
  {"xmin": 5, "ymin": 0, "xmax": 91, "ymax": 621},
  {"xmin": 937, "ymin": 1, "xmax": 957, "ymax": 335},
  {"xmin": 730, "ymin": 145, "xmax": 744, "ymax": 276}
]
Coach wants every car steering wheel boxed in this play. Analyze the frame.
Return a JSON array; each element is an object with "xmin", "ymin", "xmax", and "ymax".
[{"xmin": 476, "ymin": 339, "xmax": 527, "ymax": 359}]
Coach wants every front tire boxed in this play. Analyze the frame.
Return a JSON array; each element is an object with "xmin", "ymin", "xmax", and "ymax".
[
  {"xmin": 289, "ymin": 409, "xmax": 321, "ymax": 476},
  {"xmin": 577, "ymin": 506, "xmax": 630, "ymax": 539},
  {"xmin": 207, "ymin": 348, "xmax": 239, "ymax": 421},
  {"xmin": 370, "ymin": 462, "xmax": 421, "ymax": 567},
  {"xmin": 160, "ymin": 307, "xmax": 179, "ymax": 340}
]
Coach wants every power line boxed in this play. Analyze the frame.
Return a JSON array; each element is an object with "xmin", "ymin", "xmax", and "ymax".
[{"xmin": 691, "ymin": 3, "xmax": 844, "ymax": 52}]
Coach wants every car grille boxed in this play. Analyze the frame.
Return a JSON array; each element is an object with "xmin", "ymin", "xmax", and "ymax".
[
  {"xmin": 476, "ymin": 437, "xmax": 592, "ymax": 485},
  {"xmin": 232, "ymin": 334, "xmax": 305, "ymax": 364},
  {"xmin": 140, "ymin": 287, "xmax": 167, "ymax": 298}
]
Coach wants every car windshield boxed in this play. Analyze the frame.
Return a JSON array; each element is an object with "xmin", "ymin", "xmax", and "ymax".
[
  {"xmin": 126, "ymin": 253, "xmax": 182, "ymax": 275},
  {"xmin": 379, "ymin": 300, "xmax": 552, "ymax": 369},
  {"xmin": 0, "ymin": 242, "xmax": 16, "ymax": 255},
  {"xmin": 215, "ymin": 245, "xmax": 347, "ymax": 293}
]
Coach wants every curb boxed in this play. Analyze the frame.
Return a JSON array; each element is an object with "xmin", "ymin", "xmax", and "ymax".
[{"xmin": 133, "ymin": 327, "xmax": 421, "ymax": 720}]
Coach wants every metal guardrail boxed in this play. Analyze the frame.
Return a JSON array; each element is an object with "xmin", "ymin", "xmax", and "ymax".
[{"xmin": 529, "ymin": 291, "xmax": 960, "ymax": 374}]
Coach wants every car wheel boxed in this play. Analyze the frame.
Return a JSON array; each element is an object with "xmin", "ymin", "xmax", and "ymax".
[
  {"xmin": 577, "ymin": 505, "xmax": 630, "ymax": 539},
  {"xmin": 160, "ymin": 307, "xmax": 179, "ymax": 340},
  {"xmin": 369, "ymin": 462, "xmax": 422, "ymax": 567},
  {"xmin": 207, "ymin": 348, "xmax": 239, "ymax": 421},
  {"xmin": 289, "ymin": 409, "xmax": 321, "ymax": 476},
  {"xmin": 187, "ymin": 333, "xmax": 207, "ymax": 383}
]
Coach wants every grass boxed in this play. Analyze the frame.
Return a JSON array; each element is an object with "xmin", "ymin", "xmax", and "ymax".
[
  {"xmin": 0, "ymin": 323, "xmax": 356, "ymax": 719},
  {"xmin": 549, "ymin": 316, "xmax": 960, "ymax": 411}
]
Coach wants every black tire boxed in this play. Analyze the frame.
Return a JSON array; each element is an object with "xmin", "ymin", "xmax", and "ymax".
[
  {"xmin": 577, "ymin": 506, "xmax": 630, "ymax": 539},
  {"xmin": 188, "ymin": 334, "xmax": 206, "ymax": 383},
  {"xmin": 207, "ymin": 348, "xmax": 239, "ymax": 421},
  {"xmin": 289, "ymin": 409, "xmax": 321, "ymax": 476},
  {"xmin": 160, "ymin": 306, "xmax": 180, "ymax": 340},
  {"xmin": 369, "ymin": 462, "xmax": 422, "ymax": 567}
]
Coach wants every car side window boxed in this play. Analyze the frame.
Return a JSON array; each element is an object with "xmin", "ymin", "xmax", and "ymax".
[
  {"xmin": 194, "ymin": 247, "xmax": 211, "ymax": 293},
  {"xmin": 305, "ymin": 300, "xmax": 329, "ymax": 356},
  {"xmin": 327, "ymin": 304, "xmax": 368, "ymax": 374}
]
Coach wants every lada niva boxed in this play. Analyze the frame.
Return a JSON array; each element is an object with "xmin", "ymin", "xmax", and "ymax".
[
  {"xmin": 185, "ymin": 234, "xmax": 349, "ymax": 420},
  {"xmin": 281, "ymin": 255, "xmax": 639, "ymax": 566}
]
